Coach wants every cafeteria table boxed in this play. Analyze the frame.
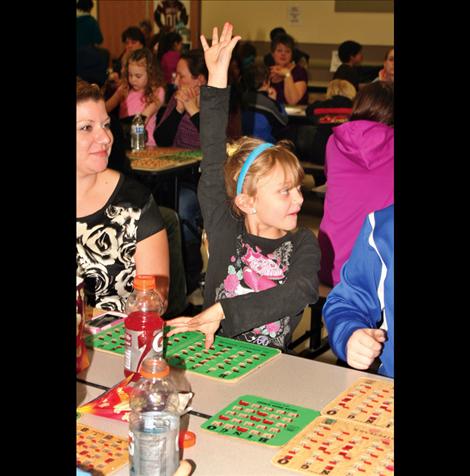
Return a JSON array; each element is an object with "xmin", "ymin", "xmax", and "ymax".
[
  {"xmin": 127, "ymin": 147, "xmax": 202, "ymax": 210},
  {"xmin": 77, "ymin": 338, "xmax": 391, "ymax": 475}
]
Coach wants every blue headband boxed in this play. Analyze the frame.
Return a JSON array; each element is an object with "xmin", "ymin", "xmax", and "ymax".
[{"xmin": 236, "ymin": 142, "xmax": 274, "ymax": 195}]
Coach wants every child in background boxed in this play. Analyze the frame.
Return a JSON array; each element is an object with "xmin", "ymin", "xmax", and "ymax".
[
  {"xmin": 158, "ymin": 31, "xmax": 183, "ymax": 85},
  {"xmin": 168, "ymin": 23, "xmax": 320, "ymax": 351},
  {"xmin": 106, "ymin": 48, "xmax": 165, "ymax": 147},
  {"xmin": 241, "ymin": 63, "xmax": 288, "ymax": 143}
]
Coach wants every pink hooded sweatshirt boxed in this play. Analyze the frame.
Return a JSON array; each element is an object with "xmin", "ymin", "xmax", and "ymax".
[{"xmin": 318, "ymin": 120, "xmax": 394, "ymax": 286}]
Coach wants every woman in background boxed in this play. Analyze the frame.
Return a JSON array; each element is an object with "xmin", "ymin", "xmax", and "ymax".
[{"xmin": 268, "ymin": 33, "xmax": 308, "ymax": 106}]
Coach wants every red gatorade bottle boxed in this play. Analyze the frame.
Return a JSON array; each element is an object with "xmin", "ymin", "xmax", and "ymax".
[{"xmin": 124, "ymin": 275, "xmax": 165, "ymax": 380}]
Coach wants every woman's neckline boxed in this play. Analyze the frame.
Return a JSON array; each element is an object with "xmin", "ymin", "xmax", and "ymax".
[{"xmin": 77, "ymin": 172, "xmax": 123, "ymax": 220}]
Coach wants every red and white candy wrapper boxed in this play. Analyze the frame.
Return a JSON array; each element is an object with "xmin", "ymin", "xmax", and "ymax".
[{"xmin": 76, "ymin": 276, "xmax": 90, "ymax": 373}]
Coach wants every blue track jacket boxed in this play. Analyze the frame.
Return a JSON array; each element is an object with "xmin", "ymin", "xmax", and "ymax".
[{"xmin": 323, "ymin": 205, "xmax": 394, "ymax": 378}]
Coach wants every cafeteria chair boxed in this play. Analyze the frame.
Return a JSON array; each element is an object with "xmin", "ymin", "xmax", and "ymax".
[{"xmin": 288, "ymin": 282, "xmax": 332, "ymax": 359}]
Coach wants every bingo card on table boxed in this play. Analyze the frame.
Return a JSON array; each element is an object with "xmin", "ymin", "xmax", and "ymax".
[{"xmin": 200, "ymin": 394, "xmax": 320, "ymax": 447}]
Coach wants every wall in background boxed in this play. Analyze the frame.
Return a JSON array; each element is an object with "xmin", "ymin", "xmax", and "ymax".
[{"xmin": 201, "ymin": 0, "xmax": 393, "ymax": 46}]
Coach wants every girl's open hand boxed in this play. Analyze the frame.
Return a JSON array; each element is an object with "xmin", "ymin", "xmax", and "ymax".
[
  {"xmin": 167, "ymin": 302, "xmax": 225, "ymax": 349},
  {"xmin": 200, "ymin": 22, "xmax": 241, "ymax": 88}
]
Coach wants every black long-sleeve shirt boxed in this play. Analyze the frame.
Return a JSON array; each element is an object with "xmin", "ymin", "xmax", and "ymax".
[{"xmin": 199, "ymin": 86, "xmax": 320, "ymax": 351}]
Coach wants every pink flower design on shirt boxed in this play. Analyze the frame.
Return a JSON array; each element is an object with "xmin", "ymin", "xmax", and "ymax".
[
  {"xmin": 224, "ymin": 273, "xmax": 239, "ymax": 293},
  {"xmin": 265, "ymin": 321, "xmax": 281, "ymax": 336},
  {"xmin": 241, "ymin": 245, "xmax": 285, "ymax": 279}
]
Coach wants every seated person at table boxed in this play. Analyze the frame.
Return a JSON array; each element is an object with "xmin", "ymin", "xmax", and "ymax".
[
  {"xmin": 373, "ymin": 47, "xmax": 394, "ymax": 83},
  {"xmin": 323, "ymin": 205, "xmax": 394, "ymax": 378},
  {"xmin": 168, "ymin": 23, "xmax": 320, "ymax": 352},
  {"xmin": 264, "ymin": 27, "xmax": 310, "ymax": 70},
  {"xmin": 76, "ymin": 79, "xmax": 169, "ymax": 312},
  {"xmin": 306, "ymin": 79, "xmax": 356, "ymax": 168},
  {"xmin": 240, "ymin": 63, "xmax": 288, "ymax": 143},
  {"xmin": 269, "ymin": 33, "xmax": 308, "ymax": 106},
  {"xmin": 333, "ymin": 40, "xmax": 363, "ymax": 91},
  {"xmin": 154, "ymin": 49, "xmax": 207, "ymax": 296},
  {"xmin": 105, "ymin": 48, "xmax": 165, "ymax": 148},
  {"xmin": 154, "ymin": 49, "xmax": 207, "ymax": 149},
  {"xmin": 318, "ymin": 81, "xmax": 394, "ymax": 287}
]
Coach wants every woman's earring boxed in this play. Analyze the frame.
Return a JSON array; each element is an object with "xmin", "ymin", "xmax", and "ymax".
[{"xmin": 251, "ymin": 208, "xmax": 257, "ymax": 214}]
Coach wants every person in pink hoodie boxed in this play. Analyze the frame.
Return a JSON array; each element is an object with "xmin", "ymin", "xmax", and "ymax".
[{"xmin": 318, "ymin": 81, "xmax": 394, "ymax": 287}]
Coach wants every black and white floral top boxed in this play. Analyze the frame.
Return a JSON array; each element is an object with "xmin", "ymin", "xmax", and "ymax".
[{"xmin": 76, "ymin": 173, "xmax": 164, "ymax": 311}]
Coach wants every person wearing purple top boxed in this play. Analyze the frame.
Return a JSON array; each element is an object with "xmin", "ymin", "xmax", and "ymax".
[
  {"xmin": 268, "ymin": 33, "xmax": 308, "ymax": 105},
  {"xmin": 318, "ymin": 81, "xmax": 394, "ymax": 287}
]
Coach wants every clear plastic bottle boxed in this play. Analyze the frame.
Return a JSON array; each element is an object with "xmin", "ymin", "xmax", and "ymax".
[
  {"xmin": 131, "ymin": 114, "xmax": 146, "ymax": 151},
  {"xmin": 129, "ymin": 357, "xmax": 180, "ymax": 476},
  {"xmin": 124, "ymin": 275, "xmax": 165, "ymax": 379}
]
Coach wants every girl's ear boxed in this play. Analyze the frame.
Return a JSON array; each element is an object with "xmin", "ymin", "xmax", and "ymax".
[{"xmin": 234, "ymin": 193, "xmax": 255, "ymax": 215}]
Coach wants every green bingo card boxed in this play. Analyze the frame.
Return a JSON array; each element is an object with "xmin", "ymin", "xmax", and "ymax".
[
  {"xmin": 85, "ymin": 328, "xmax": 281, "ymax": 382},
  {"xmin": 201, "ymin": 395, "xmax": 320, "ymax": 447},
  {"xmin": 164, "ymin": 331, "xmax": 281, "ymax": 382},
  {"xmin": 84, "ymin": 323, "xmax": 125, "ymax": 355}
]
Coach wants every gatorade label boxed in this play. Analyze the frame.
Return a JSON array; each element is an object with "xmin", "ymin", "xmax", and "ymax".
[{"xmin": 152, "ymin": 329, "xmax": 164, "ymax": 354}]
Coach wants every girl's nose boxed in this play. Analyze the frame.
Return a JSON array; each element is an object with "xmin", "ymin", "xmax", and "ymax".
[{"xmin": 293, "ymin": 187, "xmax": 304, "ymax": 205}]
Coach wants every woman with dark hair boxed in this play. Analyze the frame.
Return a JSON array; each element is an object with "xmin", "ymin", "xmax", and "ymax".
[
  {"xmin": 154, "ymin": 49, "xmax": 208, "ymax": 148},
  {"xmin": 318, "ymin": 81, "xmax": 394, "ymax": 287},
  {"xmin": 268, "ymin": 33, "xmax": 308, "ymax": 105}
]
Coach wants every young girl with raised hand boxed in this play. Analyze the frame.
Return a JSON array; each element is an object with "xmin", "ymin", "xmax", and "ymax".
[
  {"xmin": 168, "ymin": 23, "xmax": 320, "ymax": 351},
  {"xmin": 106, "ymin": 48, "xmax": 165, "ymax": 146}
]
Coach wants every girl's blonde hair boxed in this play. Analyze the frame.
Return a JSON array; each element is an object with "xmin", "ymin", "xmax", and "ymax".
[
  {"xmin": 123, "ymin": 47, "xmax": 165, "ymax": 106},
  {"xmin": 224, "ymin": 137, "xmax": 304, "ymax": 217},
  {"xmin": 326, "ymin": 79, "xmax": 357, "ymax": 101}
]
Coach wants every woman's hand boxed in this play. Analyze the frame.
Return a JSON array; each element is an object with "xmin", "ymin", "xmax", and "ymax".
[
  {"xmin": 167, "ymin": 302, "xmax": 225, "ymax": 349},
  {"xmin": 200, "ymin": 22, "xmax": 241, "ymax": 89},
  {"xmin": 175, "ymin": 88, "xmax": 186, "ymax": 113},
  {"xmin": 182, "ymin": 86, "xmax": 200, "ymax": 116},
  {"xmin": 269, "ymin": 63, "xmax": 295, "ymax": 83}
]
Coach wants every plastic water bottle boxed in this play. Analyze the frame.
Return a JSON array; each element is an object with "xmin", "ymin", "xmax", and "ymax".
[
  {"xmin": 124, "ymin": 275, "xmax": 165, "ymax": 379},
  {"xmin": 128, "ymin": 357, "xmax": 180, "ymax": 476},
  {"xmin": 131, "ymin": 114, "xmax": 146, "ymax": 151}
]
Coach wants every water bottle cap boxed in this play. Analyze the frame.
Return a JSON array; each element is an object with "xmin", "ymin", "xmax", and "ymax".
[
  {"xmin": 133, "ymin": 275, "xmax": 156, "ymax": 291},
  {"xmin": 140, "ymin": 357, "xmax": 170, "ymax": 379}
]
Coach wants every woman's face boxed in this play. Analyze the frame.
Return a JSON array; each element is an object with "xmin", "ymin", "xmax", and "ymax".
[
  {"xmin": 174, "ymin": 58, "xmax": 202, "ymax": 89},
  {"xmin": 273, "ymin": 43, "xmax": 293, "ymax": 67},
  {"xmin": 76, "ymin": 99, "xmax": 113, "ymax": 176}
]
